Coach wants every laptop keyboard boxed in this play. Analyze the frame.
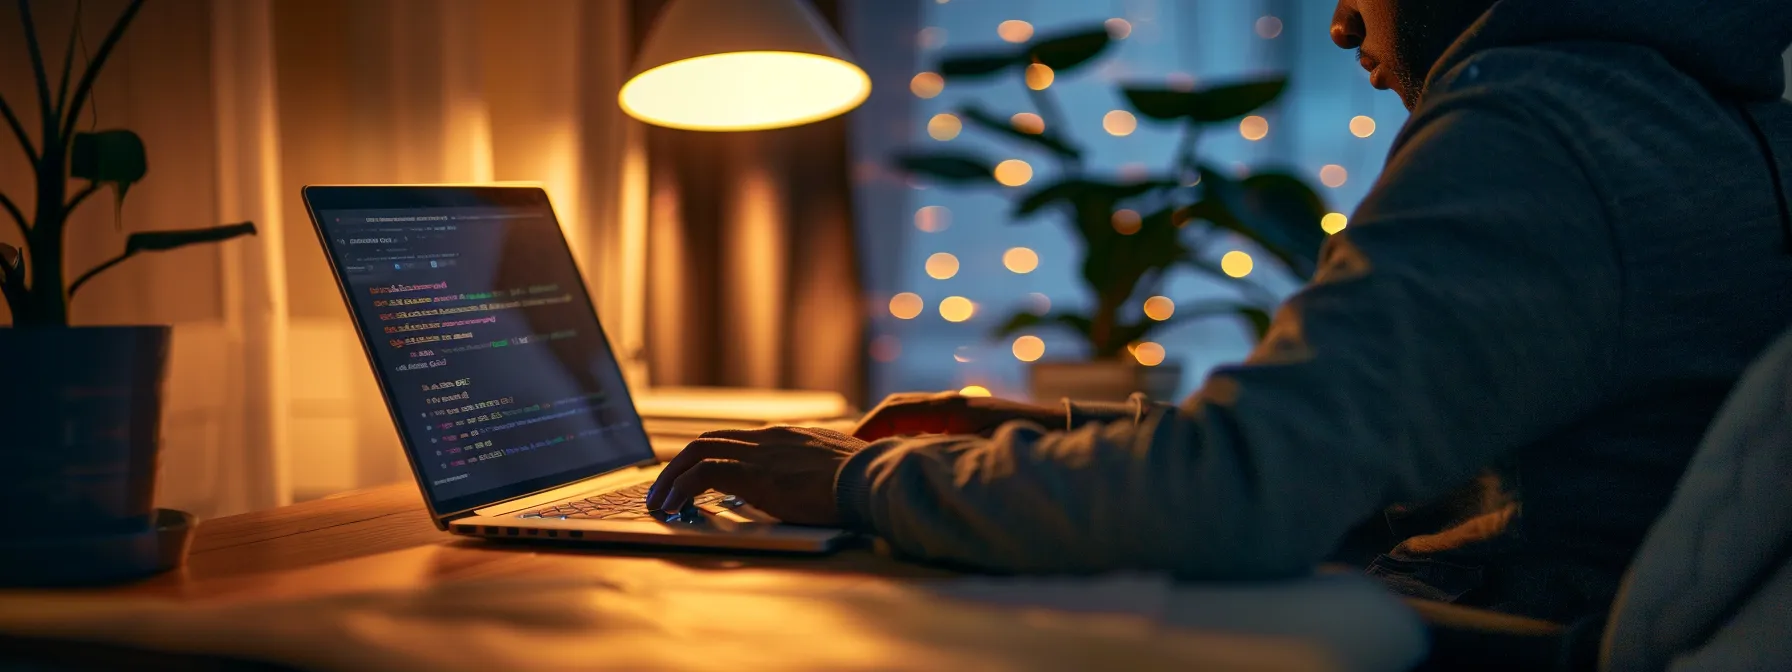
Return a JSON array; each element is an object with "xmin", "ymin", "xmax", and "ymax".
[{"xmin": 519, "ymin": 482, "xmax": 727, "ymax": 520}]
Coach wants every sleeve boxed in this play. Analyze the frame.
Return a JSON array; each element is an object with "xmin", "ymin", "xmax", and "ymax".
[{"xmin": 832, "ymin": 58, "xmax": 1624, "ymax": 579}]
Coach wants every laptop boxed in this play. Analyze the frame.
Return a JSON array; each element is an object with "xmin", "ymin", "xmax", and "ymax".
[{"xmin": 302, "ymin": 185, "xmax": 849, "ymax": 552}]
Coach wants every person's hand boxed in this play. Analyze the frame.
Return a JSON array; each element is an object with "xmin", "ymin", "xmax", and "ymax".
[
  {"xmin": 851, "ymin": 391, "xmax": 1064, "ymax": 441},
  {"xmin": 644, "ymin": 426, "xmax": 867, "ymax": 526}
]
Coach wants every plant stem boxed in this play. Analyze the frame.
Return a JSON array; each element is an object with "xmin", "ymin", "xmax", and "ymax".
[
  {"xmin": 66, "ymin": 249, "xmax": 130, "ymax": 299},
  {"xmin": 59, "ymin": 0, "xmax": 143, "ymax": 142},
  {"xmin": 0, "ymin": 93, "xmax": 38, "ymax": 165},
  {"xmin": 1026, "ymin": 86, "xmax": 1079, "ymax": 175},
  {"xmin": 65, "ymin": 182, "xmax": 100, "ymax": 213},
  {"xmin": 1172, "ymin": 120, "xmax": 1200, "ymax": 174}
]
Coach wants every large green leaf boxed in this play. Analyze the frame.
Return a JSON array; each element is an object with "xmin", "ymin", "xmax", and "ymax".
[
  {"xmin": 1120, "ymin": 76, "xmax": 1289, "ymax": 122},
  {"xmin": 1079, "ymin": 207, "xmax": 1189, "ymax": 305},
  {"xmin": 957, "ymin": 105, "xmax": 1081, "ymax": 160},
  {"xmin": 893, "ymin": 152, "xmax": 997, "ymax": 185},
  {"xmin": 1180, "ymin": 167, "xmax": 1321, "ymax": 278},
  {"xmin": 995, "ymin": 311, "xmax": 1095, "ymax": 339},
  {"xmin": 125, "ymin": 222, "xmax": 257, "ymax": 255},
  {"xmin": 70, "ymin": 129, "xmax": 148, "ymax": 207},
  {"xmin": 1025, "ymin": 28, "xmax": 1110, "ymax": 72},
  {"xmin": 938, "ymin": 51, "xmax": 1022, "ymax": 78}
]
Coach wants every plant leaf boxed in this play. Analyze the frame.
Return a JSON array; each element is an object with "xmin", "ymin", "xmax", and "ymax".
[
  {"xmin": 70, "ymin": 129, "xmax": 148, "ymax": 205},
  {"xmin": 938, "ymin": 50, "xmax": 1022, "ymax": 78},
  {"xmin": 995, "ymin": 310, "xmax": 1094, "ymax": 339},
  {"xmin": 1239, "ymin": 171, "xmax": 1327, "ymax": 279},
  {"xmin": 957, "ymin": 105, "xmax": 1081, "ymax": 160},
  {"xmin": 1181, "ymin": 167, "xmax": 1319, "ymax": 278},
  {"xmin": 893, "ymin": 151, "xmax": 997, "ymax": 185},
  {"xmin": 125, "ymin": 221, "xmax": 257, "ymax": 255},
  {"xmin": 1013, "ymin": 178, "xmax": 1175, "ymax": 217},
  {"xmin": 1121, "ymin": 76, "xmax": 1290, "ymax": 122},
  {"xmin": 1025, "ymin": 28, "xmax": 1110, "ymax": 72}
]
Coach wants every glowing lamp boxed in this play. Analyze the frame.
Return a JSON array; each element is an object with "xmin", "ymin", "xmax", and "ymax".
[{"xmin": 620, "ymin": 0, "xmax": 871, "ymax": 131}]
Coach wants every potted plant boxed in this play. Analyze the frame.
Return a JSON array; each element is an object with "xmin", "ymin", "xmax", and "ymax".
[
  {"xmin": 893, "ymin": 25, "xmax": 1327, "ymax": 402},
  {"xmin": 0, "ymin": 0, "xmax": 255, "ymax": 549}
]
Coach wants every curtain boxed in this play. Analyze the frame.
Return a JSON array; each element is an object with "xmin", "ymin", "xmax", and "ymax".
[
  {"xmin": 631, "ymin": 0, "xmax": 868, "ymax": 405},
  {"xmin": 1, "ymin": 0, "xmax": 642, "ymax": 515}
]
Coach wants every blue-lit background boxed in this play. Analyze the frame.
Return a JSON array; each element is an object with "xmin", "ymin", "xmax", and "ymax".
[{"xmin": 862, "ymin": 0, "xmax": 1407, "ymax": 403}]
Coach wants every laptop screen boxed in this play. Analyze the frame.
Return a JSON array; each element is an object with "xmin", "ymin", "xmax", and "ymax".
[{"xmin": 305, "ymin": 186, "xmax": 654, "ymax": 515}]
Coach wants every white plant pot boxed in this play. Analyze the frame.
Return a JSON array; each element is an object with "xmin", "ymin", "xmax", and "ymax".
[{"xmin": 1027, "ymin": 360, "xmax": 1183, "ymax": 404}]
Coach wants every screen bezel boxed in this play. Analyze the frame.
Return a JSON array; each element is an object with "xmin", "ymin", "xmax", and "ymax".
[{"xmin": 302, "ymin": 185, "xmax": 657, "ymax": 522}]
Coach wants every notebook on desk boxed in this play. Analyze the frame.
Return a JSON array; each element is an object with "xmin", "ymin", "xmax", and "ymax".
[{"xmin": 301, "ymin": 184, "xmax": 850, "ymax": 553}]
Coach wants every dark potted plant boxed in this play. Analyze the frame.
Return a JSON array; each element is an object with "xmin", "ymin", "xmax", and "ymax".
[
  {"xmin": 893, "ymin": 26, "xmax": 1327, "ymax": 401},
  {"xmin": 0, "ymin": 0, "xmax": 255, "ymax": 564}
]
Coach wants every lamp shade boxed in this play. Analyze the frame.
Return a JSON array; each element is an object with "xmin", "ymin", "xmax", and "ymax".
[{"xmin": 620, "ymin": 0, "xmax": 871, "ymax": 131}]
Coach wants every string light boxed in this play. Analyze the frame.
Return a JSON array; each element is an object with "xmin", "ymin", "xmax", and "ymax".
[
  {"xmin": 1240, "ymin": 115, "xmax": 1269, "ymax": 141},
  {"xmin": 927, "ymin": 113, "xmax": 961, "ymax": 141},
  {"xmin": 1111, "ymin": 209, "xmax": 1142, "ymax": 235},
  {"xmin": 953, "ymin": 346, "xmax": 974, "ymax": 363},
  {"xmin": 889, "ymin": 293, "xmax": 923, "ymax": 319},
  {"xmin": 910, "ymin": 72, "xmax": 944, "ymax": 99},
  {"xmin": 1028, "ymin": 292, "xmax": 1051, "ymax": 314},
  {"xmin": 1255, "ymin": 16, "xmax": 1284, "ymax": 39},
  {"xmin": 869, "ymin": 335, "xmax": 902, "ymax": 362},
  {"xmin": 1103, "ymin": 110, "xmax": 1137, "ymax": 136},
  {"xmin": 994, "ymin": 159, "xmax": 1033, "ymax": 187},
  {"xmin": 1012, "ymin": 335, "xmax": 1045, "ymax": 362},
  {"xmin": 1105, "ymin": 18, "xmax": 1132, "ymax": 39},
  {"xmin": 998, "ymin": 20, "xmax": 1034, "ymax": 43},
  {"xmin": 959, "ymin": 385, "xmax": 992, "ymax": 397},
  {"xmin": 939, "ymin": 296, "xmax": 975, "ymax": 322},
  {"xmin": 1003, "ymin": 247, "xmax": 1039, "ymax": 273},
  {"xmin": 1350, "ymin": 116, "xmax": 1377, "ymax": 138},
  {"xmin": 1009, "ymin": 113, "xmax": 1045, "ymax": 135},
  {"xmin": 1322, "ymin": 212, "xmax": 1349, "ymax": 234},
  {"xmin": 1133, "ymin": 342, "xmax": 1167, "ymax": 366},
  {"xmin": 1025, "ymin": 64, "xmax": 1054, "ymax": 90},
  {"xmin": 1320, "ymin": 164, "xmax": 1349, "ymax": 188},
  {"xmin": 1143, "ymin": 296, "xmax": 1175, "ymax": 321},
  {"xmin": 925, "ymin": 252, "xmax": 960, "ymax": 279},
  {"xmin": 1221, "ymin": 251, "xmax": 1254, "ymax": 278},
  {"xmin": 914, "ymin": 205, "xmax": 949, "ymax": 232}
]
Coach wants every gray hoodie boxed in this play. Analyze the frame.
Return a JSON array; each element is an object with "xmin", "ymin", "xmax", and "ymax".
[{"xmin": 836, "ymin": 0, "xmax": 1792, "ymax": 621}]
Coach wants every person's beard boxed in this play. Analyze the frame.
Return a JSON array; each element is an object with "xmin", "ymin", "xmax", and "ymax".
[{"xmin": 1389, "ymin": 0, "xmax": 1498, "ymax": 109}]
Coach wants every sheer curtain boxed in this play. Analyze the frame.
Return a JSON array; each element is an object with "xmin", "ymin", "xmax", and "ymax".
[{"xmin": 1, "ymin": 0, "xmax": 642, "ymax": 516}]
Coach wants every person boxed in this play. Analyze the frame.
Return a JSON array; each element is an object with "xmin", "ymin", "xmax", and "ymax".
[{"xmin": 648, "ymin": 0, "xmax": 1792, "ymax": 622}]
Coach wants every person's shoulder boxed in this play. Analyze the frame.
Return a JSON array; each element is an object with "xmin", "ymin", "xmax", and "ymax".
[{"xmin": 1422, "ymin": 42, "xmax": 1711, "ymax": 118}]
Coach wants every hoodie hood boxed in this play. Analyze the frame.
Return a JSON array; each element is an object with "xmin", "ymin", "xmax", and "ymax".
[{"xmin": 1433, "ymin": 0, "xmax": 1792, "ymax": 101}]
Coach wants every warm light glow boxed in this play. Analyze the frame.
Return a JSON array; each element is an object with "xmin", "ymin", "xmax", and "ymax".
[
  {"xmin": 1240, "ymin": 115, "xmax": 1269, "ymax": 141},
  {"xmin": 1028, "ymin": 292, "xmax": 1051, "ymax": 314},
  {"xmin": 1103, "ymin": 110, "xmax": 1137, "ymax": 136},
  {"xmin": 1011, "ymin": 112, "xmax": 1045, "ymax": 134},
  {"xmin": 1133, "ymin": 342, "xmax": 1166, "ymax": 366},
  {"xmin": 928, "ymin": 113, "xmax": 962, "ymax": 141},
  {"xmin": 953, "ymin": 346, "xmax": 974, "ymax": 363},
  {"xmin": 915, "ymin": 205, "xmax": 950, "ymax": 232},
  {"xmin": 889, "ymin": 293, "xmax": 923, "ymax": 319},
  {"xmin": 1350, "ymin": 115, "xmax": 1377, "ymax": 138},
  {"xmin": 1166, "ymin": 72, "xmax": 1196, "ymax": 91},
  {"xmin": 1143, "ymin": 296, "xmax": 1175, "ymax": 321},
  {"xmin": 1255, "ymin": 16, "xmax": 1284, "ymax": 39},
  {"xmin": 910, "ymin": 72, "xmax": 944, "ymax": 99},
  {"xmin": 939, "ymin": 296, "xmax": 975, "ymax": 322},
  {"xmin": 994, "ymin": 159, "xmax": 1033, "ymax": 187},
  {"xmin": 1221, "ymin": 251, "xmax": 1254, "ymax": 278},
  {"xmin": 869, "ymin": 335, "xmax": 902, "ymax": 362},
  {"xmin": 1105, "ymin": 18, "xmax": 1132, "ymax": 39},
  {"xmin": 998, "ymin": 20, "xmax": 1034, "ymax": 42},
  {"xmin": 1320, "ymin": 164, "xmax": 1349, "ymax": 188},
  {"xmin": 1111, "ymin": 209, "xmax": 1142, "ymax": 235},
  {"xmin": 1012, "ymin": 335, "xmax": 1045, "ymax": 362},
  {"xmin": 1003, "ymin": 247, "xmax": 1040, "ymax": 273},
  {"xmin": 1322, "ymin": 212, "xmax": 1349, "ymax": 234},
  {"xmin": 925, "ymin": 252, "xmax": 960, "ymax": 279},
  {"xmin": 959, "ymin": 385, "xmax": 992, "ymax": 397},
  {"xmin": 620, "ymin": 51, "xmax": 871, "ymax": 131},
  {"xmin": 1025, "ymin": 64, "xmax": 1054, "ymax": 90}
]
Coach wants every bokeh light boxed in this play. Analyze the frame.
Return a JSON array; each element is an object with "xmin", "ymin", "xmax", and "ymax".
[
  {"xmin": 1166, "ymin": 72, "xmax": 1196, "ymax": 91},
  {"xmin": 1320, "ymin": 164, "xmax": 1349, "ymax": 188},
  {"xmin": 1350, "ymin": 115, "xmax": 1377, "ymax": 138},
  {"xmin": 1221, "ymin": 251, "xmax": 1254, "ymax": 278},
  {"xmin": 927, "ymin": 113, "xmax": 961, "ymax": 141},
  {"xmin": 939, "ymin": 296, "xmax": 976, "ymax": 322},
  {"xmin": 998, "ymin": 20, "xmax": 1034, "ymax": 43},
  {"xmin": 1011, "ymin": 112, "xmax": 1044, "ymax": 134},
  {"xmin": 994, "ymin": 159, "xmax": 1033, "ymax": 187},
  {"xmin": 1322, "ymin": 212, "xmax": 1349, "ymax": 234},
  {"xmin": 1111, "ymin": 209, "xmax": 1142, "ymax": 235},
  {"xmin": 1143, "ymin": 296, "xmax": 1175, "ymax": 321},
  {"xmin": 1012, "ymin": 335, "xmax": 1045, "ymax": 362},
  {"xmin": 889, "ymin": 293, "xmax": 923, "ymax": 319},
  {"xmin": 914, "ymin": 205, "xmax": 950, "ymax": 232},
  {"xmin": 953, "ymin": 346, "xmax": 974, "ymax": 363},
  {"xmin": 1133, "ymin": 342, "xmax": 1167, "ymax": 366},
  {"xmin": 1003, "ymin": 247, "xmax": 1039, "ymax": 273},
  {"xmin": 1240, "ymin": 115, "xmax": 1269, "ymax": 141},
  {"xmin": 1025, "ymin": 64, "xmax": 1054, "ymax": 90},
  {"xmin": 1105, "ymin": 18, "xmax": 1132, "ymax": 39},
  {"xmin": 959, "ymin": 385, "xmax": 992, "ymax": 397},
  {"xmin": 1103, "ymin": 110, "xmax": 1137, "ymax": 137},
  {"xmin": 917, "ymin": 27, "xmax": 946, "ymax": 50},
  {"xmin": 1255, "ymin": 16, "xmax": 1283, "ymax": 39},
  {"xmin": 910, "ymin": 72, "xmax": 943, "ymax": 99},
  {"xmin": 1028, "ymin": 293, "xmax": 1051, "ymax": 314},
  {"xmin": 925, "ymin": 252, "xmax": 960, "ymax": 279}
]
